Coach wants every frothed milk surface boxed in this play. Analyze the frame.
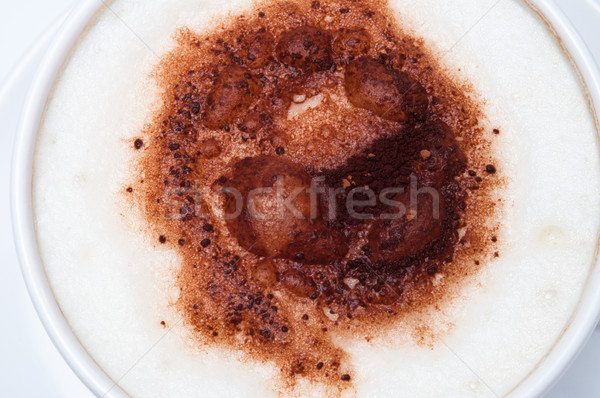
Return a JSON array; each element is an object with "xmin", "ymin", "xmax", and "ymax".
[{"xmin": 33, "ymin": 0, "xmax": 600, "ymax": 397}]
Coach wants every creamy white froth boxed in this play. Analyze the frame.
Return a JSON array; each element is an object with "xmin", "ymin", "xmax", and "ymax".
[{"xmin": 33, "ymin": 0, "xmax": 600, "ymax": 397}]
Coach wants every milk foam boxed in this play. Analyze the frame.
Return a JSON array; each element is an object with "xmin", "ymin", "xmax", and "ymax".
[{"xmin": 33, "ymin": 0, "xmax": 600, "ymax": 397}]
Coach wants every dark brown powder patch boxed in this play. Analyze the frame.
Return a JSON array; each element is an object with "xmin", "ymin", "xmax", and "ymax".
[{"xmin": 130, "ymin": 0, "xmax": 503, "ymax": 395}]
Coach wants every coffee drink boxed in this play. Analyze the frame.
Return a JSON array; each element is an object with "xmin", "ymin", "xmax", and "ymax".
[{"xmin": 32, "ymin": 0, "xmax": 600, "ymax": 396}]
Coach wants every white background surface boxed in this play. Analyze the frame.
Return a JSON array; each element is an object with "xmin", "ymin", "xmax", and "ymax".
[{"xmin": 1, "ymin": 1, "xmax": 599, "ymax": 397}]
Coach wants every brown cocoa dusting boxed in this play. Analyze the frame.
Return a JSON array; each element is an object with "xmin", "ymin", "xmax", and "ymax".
[{"xmin": 131, "ymin": 0, "xmax": 503, "ymax": 395}]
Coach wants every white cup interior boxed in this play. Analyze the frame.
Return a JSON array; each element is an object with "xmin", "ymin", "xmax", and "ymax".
[{"xmin": 10, "ymin": 0, "xmax": 600, "ymax": 397}]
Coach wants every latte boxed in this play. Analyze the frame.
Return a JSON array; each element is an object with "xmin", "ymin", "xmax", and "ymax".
[{"xmin": 32, "ymin": 0, "xmax": 600, "ymax": 397}]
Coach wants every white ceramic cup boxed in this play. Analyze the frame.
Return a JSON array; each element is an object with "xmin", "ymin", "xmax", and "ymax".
[{"xmin": 10, "ymin": 0, "xmax": 600, "ymax": 396}]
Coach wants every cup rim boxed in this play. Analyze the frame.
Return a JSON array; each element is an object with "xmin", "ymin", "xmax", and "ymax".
[
  {"xmin": 10, "ymin": 0, "xmax": 126, "ymax": 396},
  {"xmin": 10, "ymin": 0, "xmax": 600, "ymax": 397},
  {"xmin": 505, "ymin": 1, "xmax": 600, "ymax": 396}
]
